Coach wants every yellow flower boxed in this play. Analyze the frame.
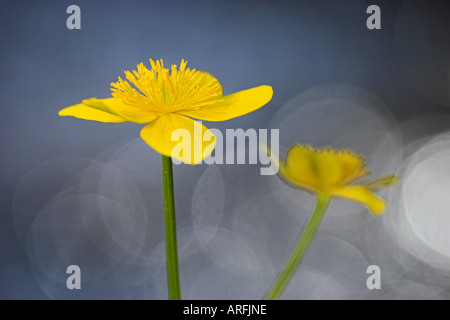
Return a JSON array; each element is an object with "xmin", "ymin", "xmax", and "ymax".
[
  {"xmin": 267, "ymin": 144, "xmax": 397, "ymax": 215},
  {"xmin": 59, "ymin": 59, "xmax": 273, "ymax": 164}
]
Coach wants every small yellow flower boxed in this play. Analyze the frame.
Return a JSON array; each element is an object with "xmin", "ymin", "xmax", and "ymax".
[
  {"xmin": 268, "ymin": 144, "xmax": 397, "ymax": 215},
  {"xmin": 59, "ymin": 59, "xmax": 273, "ymax": 164}
]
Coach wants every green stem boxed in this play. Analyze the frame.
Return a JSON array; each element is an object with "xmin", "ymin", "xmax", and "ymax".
[
  {"xmin": 161, "ymin": 155, "xmax": 181, "ymax": 300},
  {"xmin": 265, "ymin": 193, "xmax": 331, "ymax": 300}
]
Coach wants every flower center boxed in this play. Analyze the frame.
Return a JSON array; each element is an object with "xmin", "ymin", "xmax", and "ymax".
[{"xmin": 111, "ymin": 59, "xmax": 223, "ymax": 113}]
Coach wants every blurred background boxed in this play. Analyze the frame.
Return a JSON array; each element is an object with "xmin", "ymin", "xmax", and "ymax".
[{"xmin": 1, "ymin": 0, "xmax": 450, "ymax": 299}]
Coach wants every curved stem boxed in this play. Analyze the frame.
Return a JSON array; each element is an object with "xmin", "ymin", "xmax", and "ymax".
[
  {"xmin": 265, "ymin": 193, "xmax": 331, "ymax": 300},
  {"xmin": 161, "ymin": 155, "xmax": 181, "ymax": 300}
]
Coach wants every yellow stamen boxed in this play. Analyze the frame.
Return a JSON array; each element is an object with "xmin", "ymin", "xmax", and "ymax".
[{"xmin": 111, "ymin": 59, "xmax": 224, "ymax": 113}]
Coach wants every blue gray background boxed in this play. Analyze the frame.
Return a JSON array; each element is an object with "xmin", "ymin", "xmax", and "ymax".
[{"xmin": 1, "ymin": 0, "xmax": 450, "ymax": 299}]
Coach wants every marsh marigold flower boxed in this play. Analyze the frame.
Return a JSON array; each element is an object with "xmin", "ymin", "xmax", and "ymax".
[
  {"xmin": 263, "ymin": 144, "xmax": 397, "ymax": 300},
  {"xmin": 59, "ymin": 59, "xmax": 273, "ymax": 164},
  {"xmin": 269, "ymin": 144, "xmax": 397, "ymax": 215}
]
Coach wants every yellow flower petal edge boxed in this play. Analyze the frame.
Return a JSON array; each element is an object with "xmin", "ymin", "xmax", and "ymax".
[
  {"xmin": 59, "ymin": 98, "xmax": 159, "ymax": 124},
  {"xmin": 177, "ymin": 85, "xmax": 273, "ymax": 122},
  {"xmin": 363, "ymin": 174, "xmax": 398, "ymax": 190},
  {"xmin": 140, "ymin": 113, "xmax": 216, "ymax": 164},
  {"xmin": 331, "ymin": 185, "xmax": 386, "ymax": 215},
  {"xmin": 84, "ymin": 98, "xmax": 159, "ymax": 123},
  {"xmin": 58, "ymin": 102, "xmax": 127, "ymax": 123},
  {"xmin": 263, "ymin": 143, "xmax": 397, "ymax": 215},
  {"xmin": 283, "ymin": 145, "xmax": 371, "ymax": 190},
  {"xmin": 58, "ymin": 59, "xmax": 272, "ymax": 164}
]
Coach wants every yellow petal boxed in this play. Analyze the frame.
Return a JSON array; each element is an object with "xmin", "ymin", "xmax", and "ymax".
[
  {"xmin": 363, "ymin": 174, "xmax": 398, "ymax": 190},
  {"xmin": 331, "ymin": 185, "xmax": 386, "ymax": 215},
  {"xmin": 281, "ymin": 145, "xmax": 323, "ymax": 191},
  {"xmin": 177, "ymin": 85, "xmax": 273, "ymax": 121},
  {"xmin": 59, "ymin": 98, "xmax": 159, "ymax": 124},
  {"xmin": 82, "ymin": 98, "xmax": 158, "ymax": 124},
  {"xmin": 328, "ymin": 149, "xmax": 370, "ymax": 184},
  {"xmin": 261, "ymin": 145, "xmax": 317, "ymax": 193},
  {"xmin": 140, "ymin": 113, "xmax": 216, "ymax": 164},
  {"xmin": 58, "ymin": 103, "xmax": 127, "ymax": 123},
  {"xmin": 282, "ymin": 145, "xmax": 370, "ymax": 192}
]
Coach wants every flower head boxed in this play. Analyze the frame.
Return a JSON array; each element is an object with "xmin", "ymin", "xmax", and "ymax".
[
  {"xmin": 266, "ymin": 144, "xmax": 397, "ymax": 215},
  {"xmin": 59, "ymin": 59, "xmax": 273, "ymax": 164}
]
